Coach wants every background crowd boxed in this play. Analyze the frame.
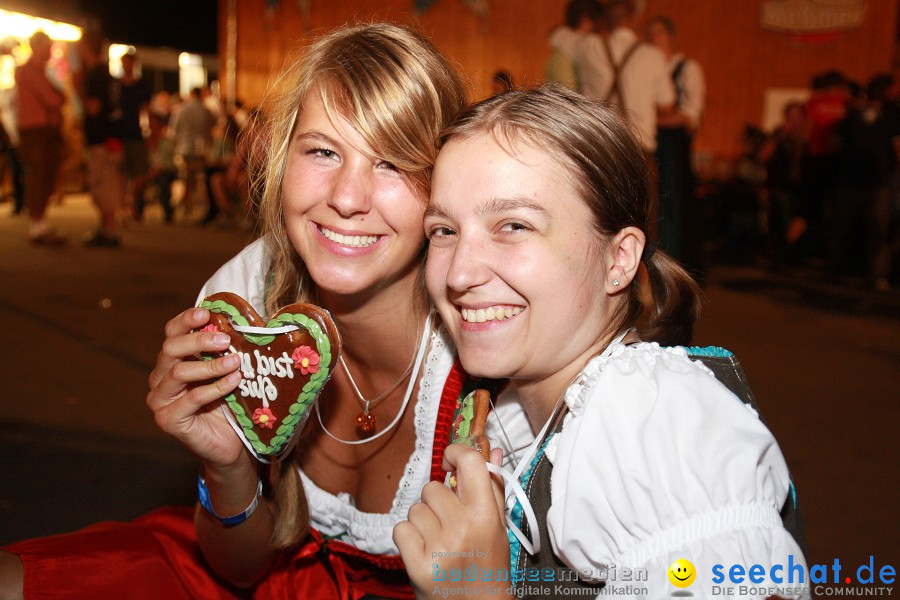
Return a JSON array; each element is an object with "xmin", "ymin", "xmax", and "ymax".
[
  {"xmin": 544, "ymin": 0, "xmax": 899, "ymax": 292},
  {"xmin": 1, "ymin": 27, "xmax": 257, "ymax": 250},
  {"xmin": 1, "ymin": 1, "xmax": 898, "ymax": 293},
  {"xmin": 728, "ymin": 69, "xmax": 900, "ymax": 292}
]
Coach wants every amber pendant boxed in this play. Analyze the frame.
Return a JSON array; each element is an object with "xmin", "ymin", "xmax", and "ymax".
[{"xmin": 356, "ymin": 411, "xmax": 376, "ymax": 435}]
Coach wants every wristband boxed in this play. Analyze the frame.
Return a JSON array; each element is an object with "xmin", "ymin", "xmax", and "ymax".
[{"xmin": 198, "ymin": 474, "xmax": 263, "ymax": 527}]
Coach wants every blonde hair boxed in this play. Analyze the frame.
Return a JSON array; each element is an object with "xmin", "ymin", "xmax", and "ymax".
[
  {"xmin": 439, "ymin": 84, "xmax": 701, "ymax": 346},
  {"xmin": 253, "ymin": 23, "xmax": 466, "ymax": 549}
]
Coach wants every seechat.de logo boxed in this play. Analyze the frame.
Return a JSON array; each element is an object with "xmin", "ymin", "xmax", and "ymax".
[{"xmin": 711, "ymin": 555, "xmax": 895, "ymax": 597}]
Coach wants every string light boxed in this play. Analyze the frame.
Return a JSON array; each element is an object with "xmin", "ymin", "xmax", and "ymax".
[{"xmin": 0, "ymin": 10, "xmax": 82, "ymax": 42}]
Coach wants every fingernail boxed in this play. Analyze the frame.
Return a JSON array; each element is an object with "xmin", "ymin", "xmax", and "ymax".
[
  {"xmin": 223, "ymin": 354, "xmax": 240, "ymax": 368},
  {"xmin": 193, "ymin": 308, "xmax": 208, "ymax": 320},
  {"xmin": 214, "ymin": 334, "xmax": 230, "ymax": 345},
  {"xmin": 226, "ymin": 370, "xmax": 242, "ymax": 383}
]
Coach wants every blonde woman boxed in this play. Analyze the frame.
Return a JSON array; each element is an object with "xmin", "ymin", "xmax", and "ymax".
[{"xmin": 1, "ymin": 24, "xmax": 531, "ymax": 599}]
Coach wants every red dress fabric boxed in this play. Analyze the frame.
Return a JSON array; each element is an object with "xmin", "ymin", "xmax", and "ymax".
[{"xmin": 5, "ymin": 361, "xmax": 466, "ymax": 599}]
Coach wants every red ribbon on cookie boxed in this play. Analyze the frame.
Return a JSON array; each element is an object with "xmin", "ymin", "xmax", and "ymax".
[{"xmin": 197, "ymin": 292, "xmax": 341, "ymax": 460}]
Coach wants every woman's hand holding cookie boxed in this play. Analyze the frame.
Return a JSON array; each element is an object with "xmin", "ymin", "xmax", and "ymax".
[{"xmin": 146, "ymin": 307, "xmax": 246, "ymax": 470}]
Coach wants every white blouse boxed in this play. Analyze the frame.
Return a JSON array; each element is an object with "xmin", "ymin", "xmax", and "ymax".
[
  {"xmin": 543, "ymin": 341, "xmax": 806, "ymax": 596},
  {"xmin": 198, "ymin": 239, "xmax": 533, "ymax": 555}
]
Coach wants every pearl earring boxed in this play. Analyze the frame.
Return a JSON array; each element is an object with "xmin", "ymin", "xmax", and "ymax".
[{"xmin": 612, "ymin": 279, "xmax": 620, "ymax": 286}]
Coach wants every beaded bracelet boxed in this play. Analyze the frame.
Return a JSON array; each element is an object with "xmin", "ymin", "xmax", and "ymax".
[{"xmin": 197, "ymin": 474, "xmax": 263, "ymax": 527}]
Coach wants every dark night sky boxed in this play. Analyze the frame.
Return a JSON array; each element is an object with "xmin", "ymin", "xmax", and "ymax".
[{"xmin": 78, "ymin": 0, "xmax": 219, "ymax": 54}]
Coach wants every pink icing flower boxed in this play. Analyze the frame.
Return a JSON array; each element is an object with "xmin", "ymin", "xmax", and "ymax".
[
  {"xmin": 252, "ymin": 407, "xmax": 277, "ymax": 429},
  {"xmin": 292, "ymin": 346, "xmax": 320, "ymax": 375},
  {"xmin": 200, "ymin": 324, "xmax": 219, "ymax": 333}
]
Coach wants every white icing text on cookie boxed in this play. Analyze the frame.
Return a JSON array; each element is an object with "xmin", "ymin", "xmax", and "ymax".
[{"xmin": 237, "ymin": 349, "xmax": 295, "ymax": 403}]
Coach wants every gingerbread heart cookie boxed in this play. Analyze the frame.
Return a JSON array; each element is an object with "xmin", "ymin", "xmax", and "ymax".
[{"xmin": 198, "ymin": 292, "xmax": 341, "ymax": 459}]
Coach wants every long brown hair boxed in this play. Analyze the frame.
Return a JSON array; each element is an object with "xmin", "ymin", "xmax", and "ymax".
[
  {"xmin": 437, "ymin": 84, "xmax": 701, "ymax": 346},
  {"xmin": 252, "ymin": 23, "xmax": 466, "ymax": 549}
]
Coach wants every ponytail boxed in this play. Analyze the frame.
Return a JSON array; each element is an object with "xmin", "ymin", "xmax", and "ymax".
[{"xmin": 635, "ymin": 250, "xmax": 703, "ymax": 347}]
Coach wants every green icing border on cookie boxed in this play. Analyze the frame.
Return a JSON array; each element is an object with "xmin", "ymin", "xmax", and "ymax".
[{"xmin": 200, "ymin": 299, "xmax": 333, "ymax": 456}]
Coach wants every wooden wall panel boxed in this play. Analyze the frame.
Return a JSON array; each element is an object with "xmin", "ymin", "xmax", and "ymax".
[
  {"xmin": 221, "ymin": 0, "xmax": 897, "ymax": 159},
  {"xmin": 225, "ymin": 0, "xmax": 566, "ymax": 102}
]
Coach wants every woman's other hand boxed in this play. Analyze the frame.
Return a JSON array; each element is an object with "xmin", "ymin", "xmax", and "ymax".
[{"xmin": 394, "ymin": 443, "xmax": 513, "ymax": 600}]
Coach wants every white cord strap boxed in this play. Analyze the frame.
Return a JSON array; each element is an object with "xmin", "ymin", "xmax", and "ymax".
[
  {"xmin": 486, "ymin": 462, "xmax": 542, "ymax": 555},
  {"xmin": 499, "ymin": 329, "xmax": 632, "ymax": 556},
  {"xmin": 231, "ymin": 323, "xmax": 299, "ymax": 335}
]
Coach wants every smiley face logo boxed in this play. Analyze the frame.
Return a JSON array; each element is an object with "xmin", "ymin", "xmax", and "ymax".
[{"xmin": 668, "ymin": 558, "xmax": 696, "ymax": 588}]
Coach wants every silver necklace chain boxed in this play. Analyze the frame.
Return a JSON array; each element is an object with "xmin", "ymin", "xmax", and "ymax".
[{"xmin": 339, "ymin": 340, "xmax": 418, "ymax": 414}]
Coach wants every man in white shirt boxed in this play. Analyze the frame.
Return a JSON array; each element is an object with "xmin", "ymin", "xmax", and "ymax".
[
  {"xmin": 545, "ymin": 0, "xmax": 603, "ymax": 92},
  {"xmin": 16, "ymin": 31, "xmax": 66, "ymax": 244},
  {"xmin": 550, "ymin": 0, "xmax": 675, "ymax": 154},
  {"xmin": 648, "ymin": 17, "xmax": 705, "ymax": 132},
  {"xmin": 648, "ymin": 15, "xmax": 707, "ymax": 269},
  {"xmin": 170, "ymin": 87, "xmax": 215, "ymax": 216}
]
